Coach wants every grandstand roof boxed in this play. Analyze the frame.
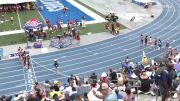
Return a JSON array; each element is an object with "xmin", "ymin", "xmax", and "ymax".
[{"xmin": 0, "ymin": 0, "xmax": 36, "ymax": 5}]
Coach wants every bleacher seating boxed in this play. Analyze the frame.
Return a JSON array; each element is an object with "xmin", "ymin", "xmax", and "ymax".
[{"xmin": 50, "ymin": 36, "xmax": 72, "ymax": 48}]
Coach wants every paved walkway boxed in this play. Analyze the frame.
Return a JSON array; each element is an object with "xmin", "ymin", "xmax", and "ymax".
[{"xmin": 0, "ymin": 0, "xmax": 163, "ymax": 60}]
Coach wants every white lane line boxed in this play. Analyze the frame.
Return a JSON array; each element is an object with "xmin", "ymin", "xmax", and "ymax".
[
  {"xmin": 0, "ymin": 78, "xmax": 25, "ymax": 85},
  {"xmin": 33, "ymin": 31, "xmax": 180, "ymax": 73},
  {"xmin": 0, "ymin": 61, "xmax": 20, "ymax": 66},
  {"xmin": 32, "ymin": 59, "xmax": 69, "ymax": 78},
  {"xmin": 33, "ymin": 16, "xmax": 180, "ymax": 68},
  {"xmin": 0, "ymin": 69, "xmax": 23, "ymax": 75},
  {"xmin": 0, "ymin": 84, "xmax": 31, "ymax": 92},
  {"xmin": 0, "ymin": 0, "xmax": 177, "ymax": 95},
  {"xmin": 33, "ymin": 10, "xmax": 173, "ymax": 62},
  {"xmin": 16, "ymin": 10, "xmax": 22, "ymax": 29},
  {"xmin": 41, "ymin": 42, "xmax": 180, "ymax": 82},
  {"xmin": 32, "ymin": 6, "xmax": 170, "ymax": 60},
  {"xmin": 34, "ymin": 6, "xmax": 178, "ymax": 67},
  {"xmin": 0, "ymin": 74, "xmax": 24, "ymax": 80},
  {"xmin": 30, "ymin": 57, "xmax": 37, "ymax": 82},
  {"xmin": 0, "ymin": 0, "xmax": 176, "ymax": 75},
  {"xmin": 0, "ymin": 65, "xmax": 22, "ymax": 70},
  {"xmin": 0, "ymin": 1, "xmax": 170, "ymax": 65},
  {"xmin": 0, "ymin": 0, "xmax": 175, "ymax": 79},
  {"xmin": 33, "ymin": 9, "xmax": 173, "ymax": 59},
  {"xmin": 33, "ymin": 35, "xmax": 180, "ymax": 77}
]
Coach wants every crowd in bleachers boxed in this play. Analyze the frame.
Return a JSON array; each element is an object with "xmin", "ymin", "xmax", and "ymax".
[
  {"xmin": 1, "ymin": 46, "xmax": 180, "ymax": 101},
  {"xmin": 0, "ymin": 36, "xmax": 180, "ymax": 101},
  {"xmin": 0, "ymin": 2, "xmax": 35, "ymax": 13}
]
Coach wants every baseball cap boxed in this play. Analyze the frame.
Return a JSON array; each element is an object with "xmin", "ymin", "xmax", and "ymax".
[
  {"xmin": 54, "ymin": 80, "xmax": 58, "ymax": 85},
  {"xmin": 97, "ymin": 83, "xmax": 109, "ymax": 91}
]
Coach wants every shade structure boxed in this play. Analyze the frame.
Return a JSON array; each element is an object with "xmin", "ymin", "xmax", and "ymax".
[{"xmin": 24, "ymin": 18, "xmax": 44, "ymax": 30}]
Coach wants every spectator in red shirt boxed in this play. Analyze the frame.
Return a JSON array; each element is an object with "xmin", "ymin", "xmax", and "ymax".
[{"xmin": 76, "ymin": 33, "xmax": 80, "ymax": 44}]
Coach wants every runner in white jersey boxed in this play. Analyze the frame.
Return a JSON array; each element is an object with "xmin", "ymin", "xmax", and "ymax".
[
  {"xmin": 149, "ymin": 36, "xmax": 152, "ymax": 47},
  {"xmin": 140, "ymin": 34, "xmax": 144, "ymax": 45}
]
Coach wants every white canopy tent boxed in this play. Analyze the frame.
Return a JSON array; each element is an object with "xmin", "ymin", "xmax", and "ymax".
[{"xmin": 0, "ymin": 0, "xmax": 36, "ymax": 5}]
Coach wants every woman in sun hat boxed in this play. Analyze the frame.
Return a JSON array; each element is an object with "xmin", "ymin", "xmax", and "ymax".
[
  {"xmin": 139, "ymin": 70, "xmax": 153, "ymax": 93},
  {"xmin": 100, "ymin": 72, "xmax": 109, "ymax": 83}
]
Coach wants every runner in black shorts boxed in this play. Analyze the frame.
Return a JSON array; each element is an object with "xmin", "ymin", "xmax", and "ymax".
[
  {"xmin": 145, "ymin": 35, "xmax": 148, "ymax": 46},
  {"xmin": 140, "ymin": 34, "xmax": 144, "ymax": 44}
]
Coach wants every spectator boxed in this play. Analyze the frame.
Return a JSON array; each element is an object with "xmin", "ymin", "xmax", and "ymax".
[
  {"xmin": 83, "ymin": 92, "xmax": 89, "ymax": 101},
  {"xmin": 1, "ymin": 95, "xmax": 6, "ymax": 101},
  {"xmin": 115, "ymin": 89, "xmax": 123, "ymax": 100},
  {"xmin": 139, "ymin": 70, "xmax": 153, "ymax": 93},
  {"xmin": 109, "ymin": 68, "xmax": 117, "ymax": 84},
  {"xmin": 64, "ymin": 92, "xmax": 70, "ymax": 101},
  {"xmin": 76, "ymin": 95, "xmax": 82, "ymax": 101},
  {"xmin": 14, "ymin": 94, "xmax": 19, "ymax": 101},
  {"xmin": 76, "ymin": 33, "xmax": 80, "ymax": 44},
  {"xmin": 90, "ymin": 72, "xmax": 97, "ymax": 86},
  {"xmin": 44, "ymin": 80, "xmax": 51, "ymax": 98},
  {"xmin": 70, "ymin": 87, "xmax": 78, "ymax": 101},
  {"xmin": 93, "ymin": 83, "xmax": 117, "ymax": 101},
  {"xmin": 50, "ymin": 84, "xmax": 62, "ymax": 100},
  {"xmin": 100, "ymin": 72, "xmax": 109, "ymax": 83},
  {"xmin": 35, "ymin": 89, "xmax": 43, "ymax": 101},
  {"xmin": 53, "ymin": 94, "xmax": 59, "ymax": 101},
  {"xmin": 123, "ymin": 87, "xmax": 135, "ymax": 101},
  {"xmin": 154, "ymin": 59, "xmax": 173, "ymax": 101},
  {"xmin": 109, "ymin": 83, "xmax": 116, "ymax": 91},
  {"xmin": 176, "ymin": 84, "xmax": 180, "ymax": 101},
  {"xmin": 10, "ymin": 16, "xmax": 14, "ymax": 25},
  {"xmin": 5, "ymin": 96, "xmax": 11, "ymax": 101},
  {"xmin": 27, "ymin": 94, "xmax": 35, "ymax": 101}
]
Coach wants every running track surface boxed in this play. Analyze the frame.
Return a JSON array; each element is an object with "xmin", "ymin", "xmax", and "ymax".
[{"xmin": 1, "ymin": 0, "xmax": 180, "ymax": 96}]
